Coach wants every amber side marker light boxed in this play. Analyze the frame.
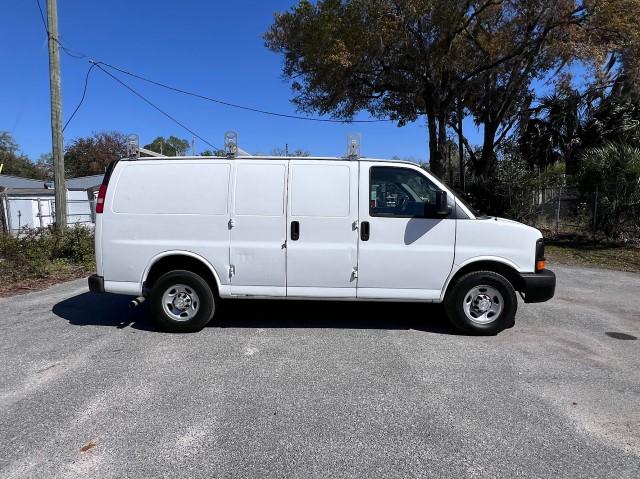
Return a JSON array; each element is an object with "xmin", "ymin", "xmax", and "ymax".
[{"xmin": 536, "ymin": 259, "xmax": 547, "ymax": 272}]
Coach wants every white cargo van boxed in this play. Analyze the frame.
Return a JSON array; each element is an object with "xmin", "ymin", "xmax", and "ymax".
[{"xmin": 89, "ymin": 155, "xmax": 555, "ymax": 334}]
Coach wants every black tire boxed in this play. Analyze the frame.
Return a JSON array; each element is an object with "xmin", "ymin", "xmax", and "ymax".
[
  {"xmin": 444, "ymin": 271, "xmax": 517, "ymax": 335},
  {"xmin": 150, "ymin": 270, "xmax": 215, "ymax": 333}
]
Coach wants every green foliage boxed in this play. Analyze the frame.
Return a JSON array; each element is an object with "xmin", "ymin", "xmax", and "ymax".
[
  {"xmin": 582, "ymin": 89, "xmax": 640, "ymax": 149},
  {"xmin": 144, "ymin": 136, "xmax": 190, "ymax": 156},
  {"xmin": 265, "ymin": 1, "xmax": 639, "ymax": 178},
  {"xmin": 0, "ymin": 132, "xmax": 49, "ymax": 180},
  {"xmin": 200, "ymin": 149, "xmax": 226, "ymax": 156},
  {"xmin": 64, "ymin": 131, "xmax": 127, "ymax": 177},
  {"xmin": 0, "ymin": 226, "xmax": 95, "ymax": 282},
  {"xmin": 577, "ymin": 142, "xmax": 640, "ymax": 238}
]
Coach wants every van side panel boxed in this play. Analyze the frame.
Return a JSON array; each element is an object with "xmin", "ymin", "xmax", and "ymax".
[
  {"xmin": 286, "ymin": 160, "xmax": 359, "ymax": 297},
  {"xmin": 101, "ymin": 160, "xmax": 231, "ymax": 291},
  {"xmin": 229, "ymin": 160, "xmax": 288, "ymax": 296},
  {"xmin": 454, "ymin": 219, "xmax": 540, "ymax": 273}
]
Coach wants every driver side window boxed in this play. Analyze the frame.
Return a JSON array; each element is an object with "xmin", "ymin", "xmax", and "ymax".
[{"xmin": 369, "ymin": 166, "xmax": 439, "ymax": 218}]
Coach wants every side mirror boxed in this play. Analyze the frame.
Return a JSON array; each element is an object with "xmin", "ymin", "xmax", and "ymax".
[{"xmin": 435, "ymin": 190, "xmax": 451, "ymax": 217}]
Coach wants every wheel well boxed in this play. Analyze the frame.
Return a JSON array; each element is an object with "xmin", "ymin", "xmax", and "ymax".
[
  {"xmin": 446, "ymin": 261, "xmax": 524, "ymax": 294},
  {"xmin": 144, "ymin": 255, "xmax": 219, "ymax": 296}
]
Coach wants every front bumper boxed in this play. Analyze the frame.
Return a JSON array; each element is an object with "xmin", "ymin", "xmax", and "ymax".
[
  {"xmin": 519, "ymin": 269, "xmax": 556, "ymax": 303},
  {"xmin": 88, "ymin": 274, "xmax": 105, "ymax": 293}
]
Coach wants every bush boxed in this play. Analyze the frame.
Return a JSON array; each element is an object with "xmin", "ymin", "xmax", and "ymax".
[
  {"xmin": 0, "ymin": 226, "xmax": 95, "ymax": 282},
  {"xmin": 577, "ymin": 142, "xmax": 640, "ymax": 239}
]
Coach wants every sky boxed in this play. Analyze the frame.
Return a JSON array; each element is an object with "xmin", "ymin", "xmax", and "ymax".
[{"xmin": 3, "ymin": 0, "xmax": 488, "ymax": 162}]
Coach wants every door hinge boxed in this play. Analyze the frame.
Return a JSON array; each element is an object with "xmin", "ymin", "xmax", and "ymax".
[
  {"xmin": 352, "ymin": 220, "xmax": 359, "ymax": 231},
  {"xmin": 229, "ymin": 265, "xmax": 236, "ymax": 279},
  {"xmin": 228, "ymin": 218, "xmax": 236, "ymax": 229},
  {"xmin": 351, "ymin": 266, "xmax": 358, "ymax": 280}
]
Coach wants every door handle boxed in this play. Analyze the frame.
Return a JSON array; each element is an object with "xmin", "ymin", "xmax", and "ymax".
[
  {"xmin": 291, "ymin": 221, "xmax": 300, "ymax": 241},
  {"xmin": 361, "ymin": 221, "xmax": 370, "ymax": 241}
]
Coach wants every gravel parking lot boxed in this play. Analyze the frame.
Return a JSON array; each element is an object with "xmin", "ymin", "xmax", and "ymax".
[{"xmin": 1, "ymin": 265, "xmax": 638, "ymax": 478}]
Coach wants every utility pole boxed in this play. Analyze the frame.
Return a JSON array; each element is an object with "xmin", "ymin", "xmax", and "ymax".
[
  {"xmin": 192, "ymin": 137, "xmax": 195, "ymax": 156},
  {"xmin": 47, "ymin": 0, "xmax": 66, "ymax": 230}
]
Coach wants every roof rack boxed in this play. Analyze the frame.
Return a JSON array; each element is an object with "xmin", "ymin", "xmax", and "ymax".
[{"xmin": 122, "ymin": 131, "xmax": 372, "ymax": 162}]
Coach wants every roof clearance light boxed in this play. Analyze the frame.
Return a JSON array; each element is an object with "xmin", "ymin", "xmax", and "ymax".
[
  {"xmin": 126, "ymin": 134, "xmax": 140, "ymax": 159},
  {"xmin": 347, "ymin": 134, "xmax": 361, "ymax": 159},
  {"xmin": 225, "ymin": 131, "xmax": 238, "ymax": 158}
]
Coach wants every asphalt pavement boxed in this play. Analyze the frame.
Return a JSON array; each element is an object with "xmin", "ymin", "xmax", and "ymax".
[{"xmin": 1, "ymin": 265, "xmax": 639, "ymax": 478}]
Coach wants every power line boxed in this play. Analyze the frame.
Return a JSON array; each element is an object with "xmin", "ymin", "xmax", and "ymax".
[
  {"xmin": 94, "ymin": 62, "xmax": 221, "ymax": 151},
  {"xmin": 36, "ymin": 0, "xmax": 96, "ymax": 132},
  {"xmin": 36, "ymin": 0, "xmax": 392, "ymax": 136},
  {"xmin": 35, "ymin": 2, "xmax": 219, "ymax": 151},
  {"xmin": 35, "ymin": 0, "xmax": 47, "ymax": 33},
  {"xmin": 98, "ymin": 61, "xmax": 392, "ymax": 124},
  {"xmin": 36, "ymin": 0, "xmax": 87, "ymax": 59},
  {"xmin": 63, "ymin": 61, "xmax": 96, "ymax": 132},
  {"xmin": 57, "ymin": 41, "xmax": 88, "ymax": 60}
]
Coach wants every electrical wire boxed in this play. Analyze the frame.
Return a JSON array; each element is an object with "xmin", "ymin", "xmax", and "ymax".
[
  {"xmin": 94, "ymin": 62, "xmax": 221, "ymax": 151},
  {"xmin": 37, "ymin": 0, "xmax": 87, "ymax": 58},
  {"xmin": 98, "ymin": 60, "xmax": 392, "ymax": 124},
  {"xmin": 57, "ymin": 41, "xmax": 88, "ymax": 60},
  {"xmin": 62, "ymin": 61, "xmax": 96, "ymax": 132},
  {"xmin": 35, "ymin": 0, "xmax": 220, "ymax": 149},
  {"xmin": 35, "ymin": 0, "xmax": 47, "ymax": 33},
  {"xmin": 36, "ymin": 0, "xmax": 392, "ymax": 137}
]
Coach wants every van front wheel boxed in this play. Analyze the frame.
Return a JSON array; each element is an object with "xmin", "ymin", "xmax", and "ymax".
[
  {"xmin": 444, "ymin": 271, "xmax": 517, "ymax": 335},
  {"xmin": 150, "ymin": 270, "xmax": 215, "ymax": 333}
]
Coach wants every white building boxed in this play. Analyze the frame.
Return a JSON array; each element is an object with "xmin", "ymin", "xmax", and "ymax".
[{"xmin": 0, "ymin": 174, "xmax": 103, "ymax": 234}]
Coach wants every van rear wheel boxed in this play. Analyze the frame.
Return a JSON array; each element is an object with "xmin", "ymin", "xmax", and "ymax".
[
  {"xmin": 150, "ymin": 270, "xmax": 215, "ymax": 333},
  {"xmin": 444, "ymin": 271, "xmax": 517, "ymax": 335}
]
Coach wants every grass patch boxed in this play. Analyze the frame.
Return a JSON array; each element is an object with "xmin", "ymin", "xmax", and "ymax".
[
  {"xmin": 0, "ymin": 226, "xmax": 95, "ymax": 297},
  {"xmin": 546, "ymin": 242, "xmax": 640, "ymax": 273}
]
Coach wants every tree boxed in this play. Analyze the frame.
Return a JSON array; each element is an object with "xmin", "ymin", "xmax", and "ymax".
[
  {"xmin": 267, "ymin": 1, "xmax": 577, "ymax": 177},
  {"xmin": 34, "ymin": 153, "xmax": 54, "ymax": 179},
  {"xmin": 64, "ymin": 131, "xmax": 128, "ymax": 177},
  {"xmin": 520, "ymin": 56, "xmax": 640, "ymax": 175},
  {"xmin": 520, "ymin": 86, "xmax": 585, "ymax": 172},
  {"xmin": 578, "ymin": 142, "xmax": 640, "ymax": 238},
  {"xmin": 266, "ymin": 0, "xmax": 468, "ymax": 176},
  {"xmin": 144, "ymin": 136, "xmax": 190, "ymax": 156},
  {"xmin": 0, "ymin": 132, "xmax": 47, "ymax": 179},
  {"xmin": 266, "ymin": 1, "xmax": 639, "ymax": 182}
]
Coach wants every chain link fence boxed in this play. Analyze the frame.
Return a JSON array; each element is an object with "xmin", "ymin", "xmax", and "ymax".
[{"xmin": 496, "ymin": 180, "xmax": 640, "ymax": 241}]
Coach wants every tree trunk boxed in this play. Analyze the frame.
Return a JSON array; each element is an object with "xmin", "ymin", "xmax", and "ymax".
[
  {"xmin": 457, "ymin": 98, "xmax": 465, "ymax": 192},
  {"xmin": 437, "ymin": 112, "xmax": 448, "ymax": 181},
  {"xmin": 477, "ymin": 122, "xmax": 499, "ymax": 177},
  {"xmin": 426, "ymin": 114, "xmax": 444, "ymax": 177}
]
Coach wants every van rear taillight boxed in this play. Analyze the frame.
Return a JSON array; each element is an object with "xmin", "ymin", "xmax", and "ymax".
[
  {"xmin": 535, "ymin": 238, "xmax": 546, "ymax": 271},
  {"xmin": 96, "ymin": 184, "xmax": 108, "ymax": 214}
]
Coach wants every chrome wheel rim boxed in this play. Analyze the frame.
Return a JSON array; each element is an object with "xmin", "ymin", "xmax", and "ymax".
[
  {"xmin": 161, "ymin": 284, "xmax": 200, "ymax": 322},
  {"xmin": 463, "ymin": 285, "xmax": 503, "ymax": 325}
]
